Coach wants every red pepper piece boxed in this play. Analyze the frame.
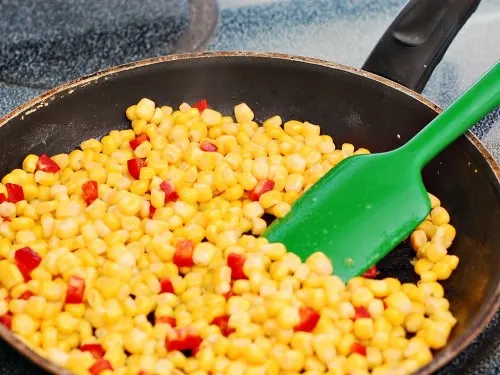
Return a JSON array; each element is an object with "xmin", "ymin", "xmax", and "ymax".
[
  {"xmin": 227, "ymin": 253, "xmax": 247, "ymax": 280},
  {"xmin": 211, "ymin": 315, "xmax": 235, "ymax": 337},
  {"xmin": 192, "ymin": 99, "xmax": 209, "ymax": 113},
  {"xmin": 353, "ymin": 307, "xmax": 370, "ymax": 320},
  {"xmin": 14, "ymin": 247, "xmax": 42, "ymax": 281},
  {"xmin": 223, "ymin": 290, "xmax": 235, "ymax": 300},
  {"xmin": 18, "ymin": 291, "xmax": 34, "ymax": 300},
  {"xmin": 362, "ymin": 265, "xmax": 377, "ymax": 279},
  {"xmin": 0, "ymin": 313, "xmax": 13, "ymax": 329},
  {"xmin": 36, "ymin": 154, "xmax": 61, "ymax": 173},
  {"xmin": 65, "ymin": 276, "xmax": 86, "ymax": 304},
  {"xmin": 160, "ymin": 180, "xmax": 179, "ymax": 203},
  {"xmin": 127, "ymin": 158, "xmax": 147, "ymax": 180},
  {"xmin": 165, "ymin": 327, "xmax": 202, "ymax": 355},
  {"xmin": 0, "ymin": 193, "xmax": 6, "ymax": 203},
  {"xmin": 173, "ymin": 240, "xmax": 194, "ymax": 268},
  {"xmin": 89, "ymin": 359, "xmax": 113, "ymax": 375},
  {"xmin": 6, "ymin": 183, "xmax": 24, "ymax": 203},
  {"xmin": 82, "ymin": 180, "xmax": 99, "ymax": 206},
  {"xmin": 294, "ymin": 306, "xmax": 321, "ymax": 332},
  {"xmin": 249, "ymin": 179, "xmax": 275, "ymax": 201},
  {"xmin": 160, "ymin": 279, "xmax": 175, "ymax": 294},
  {"xmin": 351, "ymin": 342, "xmax": 367, "ymax": 356},
  {"xmin": 156, "ymin": 316, "xmax": 176, "ymax": 327},
  {"xmin": 2, "ymin": 217, "xmax": 10, "ymax": 222},
  {"xmin": 138, "ymin": 371, "xmax": 150, "ymax": 375},
  {"xmin": 149, "ymin": 204, "xmax": 156, "ymax": 219},
  {"xmin": 200, "ymin": 141, "xmax": 218, "ymax": 152},
  {"xmin": 129, "ymin": 134, "xmax": 150, "ymax": 151},
  {"xmin": 80, "ymin": 343, "xmax": 105, "ymax": 359}
]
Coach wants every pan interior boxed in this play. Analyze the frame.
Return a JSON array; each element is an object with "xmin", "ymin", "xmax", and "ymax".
[{"xmin": 0, "ymin": 54, "xmax": 498, "ymax": 373}]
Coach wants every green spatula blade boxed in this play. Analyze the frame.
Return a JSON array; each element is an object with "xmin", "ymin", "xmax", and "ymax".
[{"xmin": 264, "ymin": 62, "xmax": 500, "ymax": 282}]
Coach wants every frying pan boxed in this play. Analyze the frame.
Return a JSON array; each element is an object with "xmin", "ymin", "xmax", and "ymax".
[{"xmin": 0, "ymin": 0, "xmax": 498, "ymax": 374}]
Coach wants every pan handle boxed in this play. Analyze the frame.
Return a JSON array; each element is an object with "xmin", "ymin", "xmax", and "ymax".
[{"xmin": 361, "ymin": 0, "xmax": 481, "ymax": 93}]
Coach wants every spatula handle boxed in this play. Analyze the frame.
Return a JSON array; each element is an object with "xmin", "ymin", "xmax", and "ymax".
[{"xmin": 402, "ymin": 62, "xmax": 500, "ymax": 168}]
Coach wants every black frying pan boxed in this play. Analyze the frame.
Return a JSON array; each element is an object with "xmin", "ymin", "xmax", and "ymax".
[{"xmin": 0, "ymin": 0, "xmax": 498, "ymax": 374}]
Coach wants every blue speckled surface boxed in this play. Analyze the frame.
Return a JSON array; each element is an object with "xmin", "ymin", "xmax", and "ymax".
[{"xmin": 0, "ymin": 0, "xmax": 499, "ymax": 374}]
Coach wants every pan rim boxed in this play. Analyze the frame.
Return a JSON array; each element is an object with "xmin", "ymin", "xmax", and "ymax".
[{"xmin": 0, "ymin": 51, "xmax": 498, "ymax": 375}]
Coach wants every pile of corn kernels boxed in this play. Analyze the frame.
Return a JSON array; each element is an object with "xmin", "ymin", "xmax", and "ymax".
[{"xmin": 0, "ymin": 98, "xmax": 460, "ymax": 375}]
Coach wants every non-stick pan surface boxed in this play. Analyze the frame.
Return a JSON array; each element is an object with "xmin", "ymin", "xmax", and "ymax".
[{"xmin": 0, "ymin": 52, "xmax": 498, "ymax": 375}]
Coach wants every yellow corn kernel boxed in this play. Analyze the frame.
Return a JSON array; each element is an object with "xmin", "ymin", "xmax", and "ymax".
[
  {"xmin": 259, "ymin": 190, "xmax": 282, "ymax": 209},
  {"xmin": 384, "ymin": 307, "xmax": 405, "ymax": 326},
  {"xmin": 135, "ymin": 98, "xmax": 155, "ymax": 121},
  {"xmin": 405, "ymin": 312, "xmax": 424, "ymax": 333},
  {"xmin": 201, "ymin": 109, "xmax": 222, "ymax": 127},
  {"xmin": 432, "ymin": 261, "xmax": 453, "ymax": 280},
  {"xmin": 42, "ymin": 326, "xmax": 58, "ymax": 349},
  {"xmin": 233, "ymin": 103, "xmax": 254, "ymax": 124},
  {"xmin": 11, "ymin": 217, "xmax": 36, "ymax": 231},
  {"xmin": 12, "ymin": 314, "xmax": 39, "ymax": 337},
  {"xmin": 305, "ymin": 252, "xmax": 333, "ymax": 275},
  {"xmin": 442, "ymin": 254, "xmax": 459, "ymax": 270},
  {"xmin": 425, "ymin": 242, "xmax": 447, "ymax": 263},
  {"xmin": 55, "ymin": 311, "xmax": 79, "ymax": 334},
  {"xmin": 0, "ymin": 260, "xmax": 24, "ymax": 289},
  {"xmin": 22, "ymin": 154, "xmax": 39, "ymax": 173},
  {"xmin": 118, "ymin": 193, "xmax": 142, "ymax": 216},
  {"xmin": 25, "ymin": 296, "xmax": 47, "ymax": 319},
  {"xmin": 416, "ymin": 220, "xmax": 436, "ymax": 239},
  {"xmin": 385, "ymin": 291, "xmax": 412, "ymax": 314},
  {"xmin": 430, "ymin": 206, "xmax": 450, "ymax": 225}
]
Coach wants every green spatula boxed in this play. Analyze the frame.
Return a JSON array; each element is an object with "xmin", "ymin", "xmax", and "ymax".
[{"xmin": 264, "ymin": 62, "xmax": 500, "ymax": 282}]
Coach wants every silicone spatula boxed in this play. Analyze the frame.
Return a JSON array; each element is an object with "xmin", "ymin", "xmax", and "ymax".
[{"xmin": 263, "ymin": 62, "xmax": 500, "ymax": 282}]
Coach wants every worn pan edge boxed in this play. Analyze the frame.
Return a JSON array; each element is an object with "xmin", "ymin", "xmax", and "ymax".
[{"xmin": 0, "ymin": 51, "xmax": 498, "ymax": 375}]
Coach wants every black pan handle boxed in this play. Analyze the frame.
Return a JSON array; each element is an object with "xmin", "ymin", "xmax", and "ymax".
[{"xmin": 362, "ymin": 0, "xmax": 481, "ymax": 93}]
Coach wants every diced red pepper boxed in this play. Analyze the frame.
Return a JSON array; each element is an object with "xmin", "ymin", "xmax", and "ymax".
[
  {"xmin": 82, "ymin": 180, "xmax": 99, "ymax": 206},
  {"xmin": 211, "ymin": 315, "xmax": 235, "ymax": 337},
  {"xmin": 80, "ymin": 343, "xmax": 105, "ymax": 359},
  {"xmin": 173, "ymin": 240, "xmax": 194, "ymax": 268},
  {"xmin": 127, "ymin": 158, "xmax": 147, "ymax": 180},
  {"xmin": 160, "ymin": 279, "xmax": 175, "ymax": 294},
  {"xmin": 89, "ymin": 359, "xmax": 113, "ymax": 375},
  {"xmin": 18, "ymin": 291, "xmax": 34, "ymax": 300},
  {"xmin": 192, "ymin": 99, "xmax": 209, "ymax": 113},
  {"xmin": 137, "ymin": 371, "xmax": 150, "ymax": 375},
  {"xmin": 200, "ymin": 141, "xmax": 218, "ymax": 152},
  {"xmin": 294, "ymin": 306, "xmax": 321, "ymax": 332},
  {"xmin": 165, "ymin": 327, "xmax": 202, "ymax": 355},
  {"xmin": 353, "ymin": 307, "xmax": 370, "ymax": 320},
  {"xmin": 14, "ymin": 247, "xmax": 42, "ymax": 281},
  {"xmin": 2, "ymin": 217, "xmax": 10, "ymax": 223},
  {"xmin": 248, "ymin": 179, "xmax": 275, "ymax": 201},
  {"xmin": 129, "ymin": 134, "xmax": 150, "ymax": 151},
  {"xmin": 156, "ymin": 316, "xmax": 176, "ymax": 327},
  {"xmin": 0, "ymin": 193, "xmax": 6, "ymax": 203},
  {"xmin": 351, "ymin": 342, "xmax": 367, "ymax": 356},
  {"xmin": 362, "ymin": 265, "xmax": 377, "ymax": 279},
  {"xmin": 160, "ymin": 180, "xmax": 179, "ymax": 203},
  {"xmin": 65, "ymin": 276, "xmax": 86, "ymax": 304},
  {"xmin": 227, "ymin": 253, "xmax": 247, "ymax": 280},
  {"xmin": 223, "ymin": 290, "xmax": 235, "ymax": 300},
  {"xmin": 149, "ymin": 204, "xmax": 156, "ymax": 219},
  {"xmin": 0, "ymin": 313, "xmax": 13, "ymax": 329},
  {"xmin": 36, "ymin": 154, "xmax": 61, "ymax": 173},
  {"xmin": 6, "ymin": 183, "xmax": 24, "ymax": 203}
]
